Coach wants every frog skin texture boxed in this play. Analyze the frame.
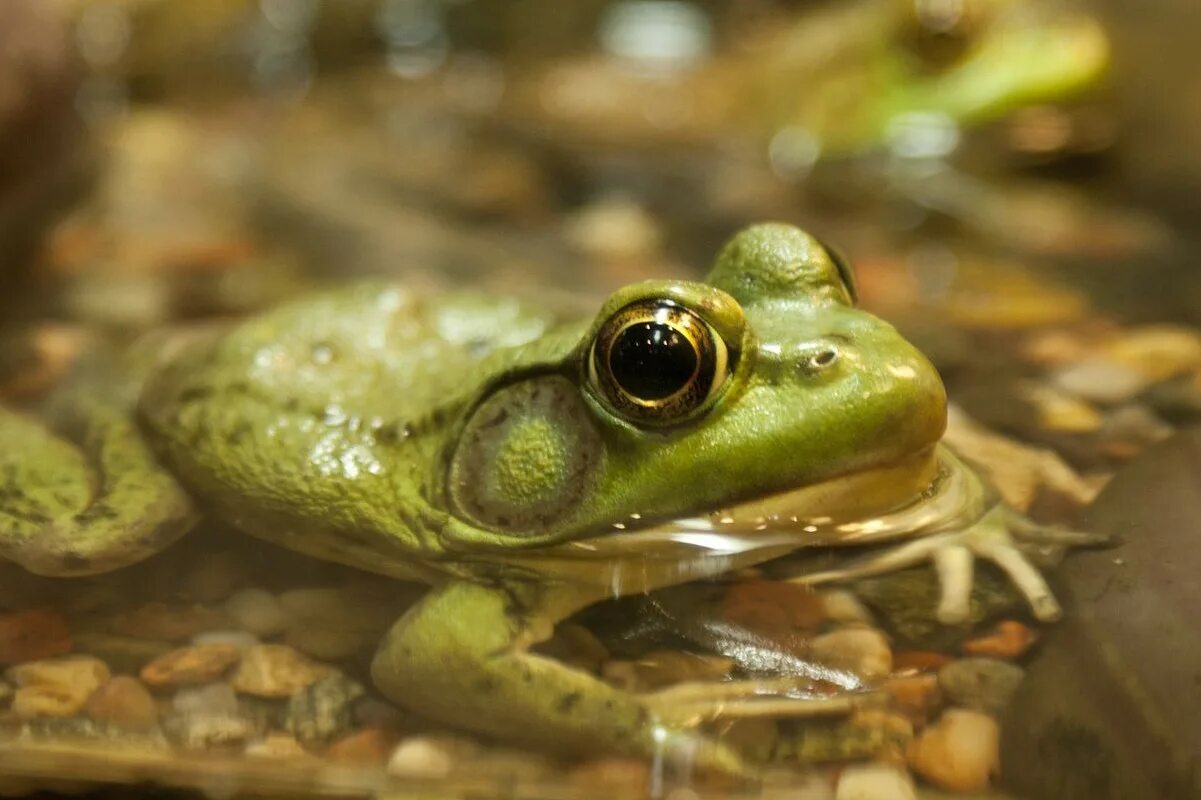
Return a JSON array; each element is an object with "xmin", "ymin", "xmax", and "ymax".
[{"xmin": 0, "ymin": 223, "xmax": 1100, "ymax": 773}]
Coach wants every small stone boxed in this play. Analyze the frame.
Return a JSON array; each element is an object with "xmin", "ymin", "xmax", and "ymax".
[
  {"xmin": 938, "ymin": 658, "xmax": 1025, "ymax": 715},
  {"xmin": 223, "ymin": 588, "xmax": 288, "ymax": 638},
  {"xmin": 0, "ymin": 609, "xmax": 72, "ymax": 665},
  {"xmin": 962, "ymin": 620, "xmax": 1038, "ymax": 660},
  {"xmin": 792, "ymin": 711, "xmax": 912, "ymax": 763},
  {"xmin": 568, "ymin": 757, "xmax": 650, "ymax": 794},
  {"xmin": 907, "ymin": 709, "xmax": 1000, "ymax": 793},
  {"xmin": 162, "ymin": 710, "xmax": 253, "ymax": 751},
  {"xmin": 7, "ymin": 656, "xmax": 110, "ymax": 719},
  {"xmin": 723, "ymin": 579, "xmax": 827, "ymax": 634},
  {"xmin": 140, "ymin": 644, "xmax": 241, "ymax": 688},
  {"xmin": 245, "ymin": 732, "xmax": 314, "ymax": 760},
  {"xmin": 192, "ymin": 630, "xmax": 259, "ymax": 650},
  {"xmin": 882, "ymin": 673, "xmax": 942, "ymax": 723},
  {"xmin": 1052, "ymin": 358, "xmax": 1150, "ymax": 404},
  {"xmin": 72, "ymin": 632, "xmax": 172, "ymax": 674},
  {"xmin": 110, "ymin": 602, "xmax": 231, "ymax": 642},
  {"xmin": 182, "ymin": 551, "xmax": 247, "ymax": 604},
  {"xmin": 891, "ymin": 651, "xmax": 953, "ymax": 673},
  {"xmin": 285, "ymin": 673, "xmax": 365, "ymax": 747},
  {"xmin": 1105, "ymin": 325, "xmax": 1201, "ymax": 381},
  {"xmin": 326, "ymin": 726, "xmax": 400, "ymax": 764},
  {"xmin": 1019, "ymin": 383, "xmax": 1104, "ymax": 432},
  {"xmin": 809, "ymin": 628, "xmax": 892, "ymax": 681},
  {"xmin": 818, "ymin": 590, "xmax": 875, "ymax": 625},
  {"xmin": 231, "ymin": 644, "xmax": 328, "ymax": 698},
  {"xmin": 835, "ymin": 763, "xmax": 916, "ymax": 800},
  {"xmin": 84, "ymin": 676, "xmax": 158, "ymax": 730},
  {"xmin": 353, "ymin": 696, "xmax": 408, "ymax": 729},
  {"xmin": 387, "ymin": 735, "xmax": 476, "ymax": 779},
  {"xmin": 1097, "ymin": 405, "xmax": 1174, "ymax": 459},
  {"xmin": 172, "ymin": 682, "xmax": 239, "ymax": 715},
  {"xmin": 279, "ymin": 586, "xmax": 396, "ymax": 661}
]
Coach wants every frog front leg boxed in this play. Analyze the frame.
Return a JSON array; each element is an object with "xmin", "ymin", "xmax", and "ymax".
[
  {"xmin": 0, "ymin": 399, "xmax": 197, "ymax": 576},
  {"xmin": 370, "ymin": 579, "xmax": 751, "ymax": 776}
]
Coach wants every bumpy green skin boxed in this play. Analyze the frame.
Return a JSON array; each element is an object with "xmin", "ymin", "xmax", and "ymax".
[{"xmin": 0, "ymin": 224, "xmax": 948, "ymax": 770}]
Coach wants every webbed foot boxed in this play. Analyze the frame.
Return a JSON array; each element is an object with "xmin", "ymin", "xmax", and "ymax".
[{"xmin": 792, "ymin": 506, "xmax": 1109, "ymax": 624}]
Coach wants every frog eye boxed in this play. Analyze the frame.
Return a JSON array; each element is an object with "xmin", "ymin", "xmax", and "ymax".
[{"xmin": 588, "ymin": 300, "xmax": 734, "ymax": 426}]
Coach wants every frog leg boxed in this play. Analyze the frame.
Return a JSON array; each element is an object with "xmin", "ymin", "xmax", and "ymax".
[
  {"xmin": 370, "ymin": 579, "xmax": 751, "ymax": 776},
  {"xmin": 0, "ymin": 402, "xmax": 197, "ymax": 576},
  {"xmin": 789, "ymin": 505, "xmax": 1108, "ymax": 624},
  {"xmin": 643, "ymin": 679, "xmax": 884, "ymax": 724}
]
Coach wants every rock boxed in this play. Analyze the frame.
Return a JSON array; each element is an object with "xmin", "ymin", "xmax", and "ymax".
[
  {"xmin": 7, "ymin": 655, "xmax": 109, "ymax": 719},
  {"xmin": 181, "ymin": 550, "xmax": 247, "ymax": 604},
  {"xmin": 1000, "ymin": 428, "xmax": 1201, "ymax": 799},
  {"xmin": 883, "ymin": 673, "xmax": 942, "ymax": 723},
  {"xmin": 140, "ymin": 644, "xmax": 241, "ymax": 688},
  {"xmin": 110, "ymin": 603, "xmax": 231, "ymax": 642},
  {"xmin": 808, "ymin": 628, "xmax": 892, "ymax": 682},
  {"xmin": 892, "ymin": 651, "xmax": 954, "ymax": 673},
  {"xmin": 72, "ymin": 632, "xmax": 172, "ymax": 673},
  {"xmin": 84, "ymin": 676, "xmax": 159, "ymax": 730},
  {"xmin": 0, "ymin": 680, "xmax": 11, "ymax": 708},
  {"xmin": 387, "ymin": 735, "xmax": 477, "ymax": 779},
  {"xmin": 0, "ymin": 609, "xmax": 72, "ymax": 664},
  {"xmin": 962, "ymin": 621, "xmax": 1038, "ymax": 660},
  {"xmin": 223, "ymin": 588, "xmax": 288, "ymax": 638},
  {"xmin": 284, "ymin": 673, "xmax": 365, "ymax": 747},
  {"xmin": 1052, "ymin": 358, "xmax": 1150, "ymax": 405},
  {"xmin": 938, "ymin": 659, "xmax": 1025, "ymax": 715},
  {"xmin": 1018, "ymin": 383, "xmax": 1104, "ymax": 433},
  {"xmin": 1095, "ymin": 404, "xmax": 1174, "ymax": 460},
  {"xmin": 722, "ymin": 579, "xmax": 827, "ymax": 635},
  {"xmin": 326, "ymin": 726, "xmax": 400, "ymax": 764},
  {"xmin": 172, "ymin": 683, "xmax": 239, "ymax": 716},
  {"xmin": 352, "ymin": 696, "xmax": 408, "ymax": 729},
  {"xmin": 818, "ymin": 590, "xmax": 875, "ymax": 625},
  {"xmin": 908, "ymin": 709, "xmax": 999, "ymax": 793},
  {"xmin": 162, "ymin": 710, "xmax": 253, "ymax": 751},
  {"xmin": 230, "ymin": 644, "xmax": 328, "ymax": 699},
  {"xmin": 568, "ymin": 757, "xmax": 652, "ymax": 794},
  {"xmin": 789, "ymin": 711, "xmax": 913, "ymax": 763},
  {"xmin": 279, "ymin": 583, "xmax": 415, "ymax": 661},
  {"xmin": 192, "ymin": 630, "xmax": 259, "ymax": 650},
  {"xmin": 836, "ymin": 763, "xmax": 917, "ymax": 800},
  {"xmin": 245, "ymin": 733, "xmax": 314, "ymax": 760},
  {"xmin": 1104, "ymin": 325, "xmax": 1201, "ymax": 382}
]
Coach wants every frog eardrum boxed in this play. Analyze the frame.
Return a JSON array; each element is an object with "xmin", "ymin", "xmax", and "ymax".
[{"xmin": 587, "ymin": 299, "xmax": 739, "ymax": 426}]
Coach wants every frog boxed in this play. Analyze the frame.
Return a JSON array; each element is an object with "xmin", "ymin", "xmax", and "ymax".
[{"xmin": 0, "ymin": 223, "xmax": 1100, "ymax": 773}]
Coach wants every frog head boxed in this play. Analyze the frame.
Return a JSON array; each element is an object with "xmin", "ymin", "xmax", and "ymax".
[{"xmin": 442, "ymin": 223, "xmax": 947, "ymax": 560}]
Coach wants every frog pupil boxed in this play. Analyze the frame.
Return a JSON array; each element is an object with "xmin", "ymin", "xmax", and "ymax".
[{"xmin": 609, "ymin": 322, "xmax": 697, "ymax": 401}]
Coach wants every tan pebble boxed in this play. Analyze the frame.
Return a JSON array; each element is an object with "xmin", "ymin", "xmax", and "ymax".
[
  {"xmin": 891, "ymin": 651, "xmax": 953, "ymax": 674},
  {"xmin": 245, "ymin": 733, "xmax": 314, "ymax": 760},
  {"xmin": 326, "ymin": 727, "xmax": 401, "ymax": 764},
  {"xmin": 140, "ymin": 644, "xmax": 241, "ymax": 688},
  {"xmin": 1019, "ymin": 383, "xmax": 1104, "ymax": 432},
  {"xmin": 1052, "ymin": 358, "xmax": 1149, "ymax": 404},
  {"xmin": 230, "ymin": 644, "xmax": 328, "ymax": 698},
  {"xmin": 182, "ymin": 551, "xmax": 247, "ymax": 604},
  {"xmin": 818, "ymin": 591, "xmax": 875, "ymax": 625},
  {"xmin": 387, "ymin": 735, "xmax": 474, "ymax": 779},
  {"xmin": 0, "ymin": 609, "xmax": 72, "ymax": 665},
  {"xmin": 809, "ymin": 629, "xmax": 892, "ymax": 681},
  {"xmin": 962, "ymin": 620, "xmax": 1038, "ymax": 660},
  {"xmin": 8, "ymin": 655, "xmax": 110, "ymax": 719},
  {"xmin": 284, "ymin": 625, "xmax": 368, "ymax": 662},
  {"xmin": 223, "ymin": 588, "xmax": 288, "ymax": 638},
  {"xmin": 882, "ymin": 673, "xmax": 942, "ymax": 723},
  {"xmin": 84, "ymin": 676, "xmax": 158, "ymax": 730},
  {"xmin": 835, "ymin": 763, "xmax": 916, "ymax": 800},
  {"xmin": 908, "ymin": 708, "xmax": 999, "ymax": 792},
  {"xmin": 110, "ymin": 602, "xmax": 231, "ymax": 642},
  {"xmin": 1105, "ymin": 325, "xmax": 1201, "ymax": 381},
  {"xmin": 568, "ymin": 757, "xmax": 651, "ymax": 793}
]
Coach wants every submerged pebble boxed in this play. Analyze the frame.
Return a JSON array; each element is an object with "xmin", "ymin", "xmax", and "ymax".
[
  {"xmin": 8, "ymin": 656, "xmax": 110, "ymax": 719},
  {"xmin": 172, "ymin": 682, "xmax": 240, "ymax": 715},
  {"xmin": 908, "ymin": 708, "xmax": 999, "ymax": 792},
  {"xmin": 938, "ymin": 659, "xmax": 1025, "ymax": 715},
  {"xmin": 84, "ymin": 676, "xmax": 159, "ymax": 731},
  {"xmin": 231, "ymin": 644, "xmax": 329, "ymax": 698},
  {"xmin": 285, "ymin": 673, "xmax": 365, "ymax": 747},
  {"xmin": 387, "ymin": 735, "xmax": 477, "ymax": 779},
  {"xmin": 0, "ymin": 609, "xmax": 72, "ymax": 665},
  {"xmin": 835, "ymin": 763, "xmax": 916, "ymax": 800},
  {"xmin": 326, "ymin": 726, "xmax": 400, "ymax": 764},
  {"xmin": 223, "ymin": 588, "xmax": 288, "ymax": 638},
  {"xmin": 162, "ymin": 710, "xmax": 254, "ymax": 751},
  {"xmin": 809, "ymin": 628, "xmax": 892, "ymax": 681},
  {"xmin": 245, "ymin": 732, "xmax": 314, "ymax": 760},
  {"xmin": 961, "ymin": 620, "xmax": 1037, "ymax": 660},
  {"xmin": 140, "ymin": 644, "xmax": 241, "ymax": 687}
]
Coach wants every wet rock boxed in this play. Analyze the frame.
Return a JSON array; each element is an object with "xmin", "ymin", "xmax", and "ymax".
[
  {"xmin": 192, "ymin": 630, "xmax": 259, "ymax": 650},
  {"xmin": 72, "ymin": 632, "xmax": 172, "ymax": 674},
  {"xmin": 84, "ymin": 676, "xmax": 159, "ymax": 731},
  {"xmin": 938, "ymin": 659, "xmax": 1024, "ymax": 715},
  {"xmin": 818, "ymin": 590, "xmax": 875, "ymax": 626},
  {"xmin": 962, "ymin": 621, "xmax": 1038, "ymax": 660},
  {"xmin": 181, "ymin": 551, "xmax": 247, "ymax": 604},
  {"xmin": 8, "ymin": 655, "xmax": 110, "ymax": 719},
  {"xmin": 387, "ymin": 735, "xmax": 478, "ymax": 779},
  {"xmin": 161, "ymin": 710, "xmax": 253, "ymax": 751},
  {"xmin": 1094, "ymin": 404, "xmax": 1174, "ymax": 460},
  {"xmin": 1104, "ymin": 325, "xmax": 1201, "ymax": 382},
  {"xmin": 245, "ymin": 732, "xmax": 314, "ymax": 760},
  {"xmin": 1018, "ymin": 383, "xmax": 1104, "ymax": 433},
  {"xmin": 0, "ymin": 609, "xmax": 72, "ymax": 665},
  {"xmin": 1001, "ymin": 428, "xmax": 1201, "ymax": 800},
  {"xmin": 883, "ymin": 673, "xmax": 942, "ymax": 723},
  {"xmin": 140, "ymin": 643, "xmax": 241, "ymax": 688},
  {"xmin": 568, "ymin": 757, "xmax": 652, "ymax": 795},
  {"xmin": 909, "ymin": 709, "xmax": 999, "ymax": 793},
  {"xmin": 808, "ymin": 628, "xmax": 892, "ymax": 681},
  {"xmin": 326, "ymin": 726, "xmax": 401, "ymax": 764},
  {"xmin": 352, "ymin": 696, "xmax": 408, "ymax": 729},
  {"xmin": 172, "ymin": 683, "xmax": 239, "ymax": 716},
  {"xmin": 223, "ymin": 588, "xmax": 288, "ymax": 638},
  {"xmin": 279, "ymin": 586, "xmax": 405, "ymax": 661},
  {"xmin": 892, "ymin": 651, "xmax": 954, "ymax": 673},
  {"xmin": 788, "ymin": 711, "xmax": 913, "ymax": 763},
  {"xmin": 836, "ymin": 763, "xmax": 916, "ymax": 800},
  {"xmin": 231, "ymin": 644, "xmax": 329, "ymax": 699},
  {"xmin": 110, "ymin": 602, "xmax": 231, "ymax": 642},
  {"xmin": 284, "ymin": 673, "xmax": 365, "ymax": 747},
  {"xmin": 723, "ymin": 579, "xmax": 827, "ymax": 635},
  {"xmin": 1052, "ymin": 358, "xmax": 1149, "ymax": 404}
]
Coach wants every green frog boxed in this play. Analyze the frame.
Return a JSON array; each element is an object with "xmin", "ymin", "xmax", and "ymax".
[{"xmin": 0, "ymin": 224, "xmax": 1097, "ymax": 772}]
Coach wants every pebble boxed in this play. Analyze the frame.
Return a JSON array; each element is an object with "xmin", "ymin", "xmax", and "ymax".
[
  {"xmin": 908, "ymin": 709, "xmax": 999, "ymax": 792},
  {"xmin": 223, "ymin": 588, "xmax": 288, "ymax": 638},
  {"xmin": 835, "ymin": 763, "xmax": 916, "ymax": 800},
  {"xmin": 181, "ymin": 551, "xmax": 247, "ymax": 604},
  {"xmin": 231, "ymin": 644, "xmax": 329, "ymax": 699},
  {"xmin": 882, "ymin": 673, "xmax": 942, "ymax": 723},
  {"xmin": 245, "ymin": 732, "xmax": 313, "ymax": 760},
  {"xmin": 172, "ymin": 682, "xmax": 240, "ymax": 716},
  {"xmin": 353, "ymin": 696, "xmax": 408, "ymax": 729},
  {"xmin": 1052, "ymin": 358, "xmax": 1150, "ymax": 404},
  {"xmin": 722, "ymin": 579, "xmax": 827, "ymax": 634},
  {"xmin": 0, "ymin": 609, "xmax": 72, "ymax": 665},
  {"xmin": 72, "ymin": 632, "xmax": 173, "ymax": 674},
  {"xmin": 567, "ymin": 758, "xmax": 651, "ymax": 794},
  {"xmin": 161, "ymin": 710, "xmax": 253, "ymax": 751},
  {"xmin": 285, "ymin": 673, "xmax": 365, "ymax": 747},
  {"xmin": 891, "ymin": 651, "xmax": 953, "ymax": 673},
  {"xmin": 1105, "ymin": 325, "xmax": 1201, "ymax": 381},
  {"xmin": 192, "ymin": 630, "xmax": 260, "ymax": 651},
  {"xmin": 938, "ymin": 659, "xmax": 1025, "ymax": 715},
  {"xmin": 140, "ymin": 643, "xmax": 241, "ymax": 687},
  {"xmin": 387, "ymin": 735, "xmax": 477, "ymax": 779},
  {"xmin": 818, "ymin": 591, "xmax": 875, "ymax": 626},
  {"xmin": 278, "ymin": 588, "xmax": 383, "ymax": 661},
  {"xmin": 8, "ymin": 656, "xmax": 110, "ymax": 719},
  {"xmin": 110, "ymin": 603, "xmax": 231, "ymax": 642},
  {"xmin": 325, "ymin": 726, "xmax": 400, "ymax": 764},
  {"xmin": 84, "ymin": 676, "xmax": 159, "ymax": 730},
  {"xmin": 809, "ymin": 628, "xmax": 892, "ymax": 681},
  {"xmin": 962, "ymin": 621, "xmax": 1038, "ymax": 659}
]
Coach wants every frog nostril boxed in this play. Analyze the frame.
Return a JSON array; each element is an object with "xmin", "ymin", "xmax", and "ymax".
[{"xmin": 811, "ymin": 348, "xmax": 838, "ymax": 368}]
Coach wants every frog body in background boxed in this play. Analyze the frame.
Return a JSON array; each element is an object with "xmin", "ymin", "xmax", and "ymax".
[{"xmin": 0, "ymin": 224, "xmax": 1096, "ymax": 772}]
